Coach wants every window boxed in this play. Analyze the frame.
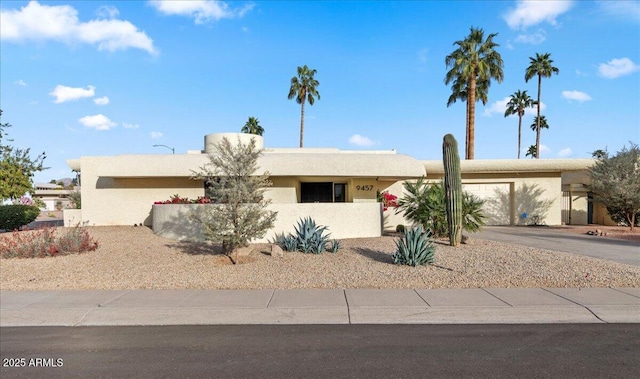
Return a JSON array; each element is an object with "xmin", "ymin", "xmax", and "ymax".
[{"xmin": 301, "ymin": 182, "xmax": 346, "ymax": 203}]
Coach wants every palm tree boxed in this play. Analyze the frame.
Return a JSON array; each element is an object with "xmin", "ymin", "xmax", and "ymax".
[
  {"xmin": 530, "ymin": 115, "xmax": 549, "ymax": 132},
  {"xmin": 445, "ymin": 27, "xmax": 504, "ymax": 160},
  {"xmin": 529, "ymin": 115, "xmax": 549, "ymax": 158},
  {"xmin": 504, "ymin": 90, "xmax": 534, "ymax": 159},
  {"xmin": 288, "ymin": 65, "xmax": 320, "ymax": 148},
  {"xmin": 241, "ymin": 117, "xmax": 264, "ymax": 136},
  {"xmin": 525, "ymin": 145, "xmax": 537, "ymax": 159},
  {"xmin": 525, "ymin": 53, "xmax": 559, "ymax": 159}
]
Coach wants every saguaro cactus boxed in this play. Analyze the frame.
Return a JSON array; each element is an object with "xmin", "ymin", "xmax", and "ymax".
[{"xmin": 442, "ymin": 134, "xmax": 463, "ymax": 246}]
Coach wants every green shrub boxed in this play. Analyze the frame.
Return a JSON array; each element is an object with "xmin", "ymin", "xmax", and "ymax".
[
  {"xmin": 396, "ymin": 178, "xmax": 485, "ymax": 237},
  {"xmin": 0, "ymin": 204, "xmax": 40, "ymax": 231},
  {"xmin": 395, "ymin": 224, "xmax": 405, "ymax": 233},
  {"xmin": 392, "ymin": 226, "xmax": 435, "ymax": 266}
]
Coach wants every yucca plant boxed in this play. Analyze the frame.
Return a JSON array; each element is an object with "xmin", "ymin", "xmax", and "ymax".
[{"xmin": 392, "ymin": 226, "xmax": 436, "ymax": 266}]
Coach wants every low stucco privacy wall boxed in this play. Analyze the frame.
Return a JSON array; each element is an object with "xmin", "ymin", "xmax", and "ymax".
[
  {"xmin": 422, "ymin": 159, "xmax": 596, "ymax": 226},
  {"xmin": 152, "ymin": 203, "xmax": 383, "ymax": 243}
]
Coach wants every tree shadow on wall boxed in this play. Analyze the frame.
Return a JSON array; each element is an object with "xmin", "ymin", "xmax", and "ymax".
[{"xmin": 483, "ymin": 183, "xmax": 554, "ymax": 225}]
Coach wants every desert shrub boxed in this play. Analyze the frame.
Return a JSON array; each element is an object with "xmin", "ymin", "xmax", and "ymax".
[
  {"xmin": 0, "ymin": 224, "xmax": 98, "ymax": 258},
  {"xmin": 395, "ymin": 224, "xmax": 405, "ymax": 233},
  {"xmin": 275, "ymin": 217, "xmax": 340, "ymax": 254},
  {"xmin": 0, "ymin": 204, "xmax": 40, "ymax": 231},
  {"xmin": 396, "ymin": 178, "xmax": 485, "ymax": 237},
  {"xmin": 68, "ymin": 190, "xmax": 81, "ymax": 209},
  {"xmin": 392, "ymin": 226, "xmax": 435, "ymax": 266},
  {"xmin": 190, "ymin": 137, "xmax": 277, "ymax": 264}
]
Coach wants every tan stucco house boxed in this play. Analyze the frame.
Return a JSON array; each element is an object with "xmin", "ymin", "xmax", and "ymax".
[{"xmin": 65, "ymin": 133, "xmax": 599, "ymax": 242}]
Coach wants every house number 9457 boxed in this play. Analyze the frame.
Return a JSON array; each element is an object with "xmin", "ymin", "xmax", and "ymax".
[{"xmin": 356, "ymin": 185, "xmax": 374, "ymax": 191}]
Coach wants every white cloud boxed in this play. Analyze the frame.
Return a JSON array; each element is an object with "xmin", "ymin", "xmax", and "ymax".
[
  {"xmin": 14, "ymin": 79, "xmax": 27, "ymax": 86},
  {"xmin": 96, "ymin": 5, "xmax": 119, "ymax": 19},
  {"xmin": 50, "ymin": 85, "xmax": 95, "ymax": 103},
  {"xmin": 94, "ymin": 96, "xmax": 110, "ymax": 105},
  {"xmin": 597, "ymin": 1, "xmax": 640, "ymax": 22},
  {"xmin": 514, "ymin": 30, "xmax": 546, "ymax": 44},
  {"xmin": 417, "ymin": 48, "xmax": 428, "ymax": 63},
  {"xmin": 503, "ymin": 0, "xmax": 573, "ymax": 29},
  {"xmin": 539, "ymin": 144, "xmax": 551, "ymax": 154},
  {"xmin": 348, "ymin": 134, "xmax": 377, "ymax": 147},
  {"xmin": 557, "ymin": 147, "xmax": 572, "ymax": 158},
  {"xmin": 483, "ymin": 97, "xmax": 510, "ymax": 116},
  {"xmin": 1, "ymin": 1, "xmax": 157, "ymax": 55},
  {"xmin": 484, "ymin": 96, "xmax": 539, "ymax": 117},
  {"xmin": 575, "ymin": 69, "xmax": 588, "ymax": 77},
  {"xmin": 79, "ymin": 114, "xmax": 116, "ymax": 130},
  {"xmin": 598, "ymin": 58, "xmax": 640, "ymax": 79},
  {"xmin": 123, "ymin": 122, "xmax": 140, "ymax": 129},
  {"xmin": 561, "ymin": 90, "xmax": 592, "ymax": 102},
  {"xmin": 149, "ymin": 0, "xmax": 255, "ymax": 24},
  {"xmin": 150, "ymin": 131, "xmax": 163, "ymax": 139}
]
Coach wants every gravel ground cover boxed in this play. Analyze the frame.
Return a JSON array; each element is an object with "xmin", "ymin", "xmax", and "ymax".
[{"xmin": 1, "ymin": 226, "xmax": 638, "ymax": 291}]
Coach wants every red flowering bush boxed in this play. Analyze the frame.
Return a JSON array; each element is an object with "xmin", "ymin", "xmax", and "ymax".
[
  {"xmin": 0, "ymin": 224, "xmax": 98, "ymax": 259},
  {"xmin": 154, "ymin": 194, "xmax": 212, "ymax": 204},
  {"xmin": 378, "ymin": 191, "xmax": 398, "ymax": 211}
]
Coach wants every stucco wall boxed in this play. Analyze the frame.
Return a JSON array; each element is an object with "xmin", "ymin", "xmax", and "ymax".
[
  {"xmin": 422, "ymin": 174, "xmax": 562, "ymax": 226},
  {"xmin": 79, "ymin": 156, "xmax": 204, "ymax": 226},
  {"xmin": 152, "ymin": 202, "xmax": 383, "ymax": 242}
]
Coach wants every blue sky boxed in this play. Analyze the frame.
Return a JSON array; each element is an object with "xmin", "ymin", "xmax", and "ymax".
[{"xmin": 1, "ymin": 0, "xmax": 639, "ymax": 184}]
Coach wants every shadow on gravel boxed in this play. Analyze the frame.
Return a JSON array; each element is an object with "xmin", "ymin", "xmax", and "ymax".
[
  {"xmin": 168, "ymin": 241, "xmax": 225, "ymax": 256},
  {"xmin": 351, "ymin": 247, "xmax": 393, "ymax": 263}
]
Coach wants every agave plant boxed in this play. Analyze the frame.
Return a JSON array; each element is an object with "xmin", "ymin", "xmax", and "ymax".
[
  {"xmin": 326, "ymin": 239, "xmax": 341, "ymax": 253},
  {"xmin": 294, "ymin": 217, "xmax": 331, "ymax": 254},
  {"xmin": 392, "ymin": 226, "xmax": 436, "ymax": 266},
  {"xmin": 273, "ymin": 232, "xmax": 297, "ymax": 252}
]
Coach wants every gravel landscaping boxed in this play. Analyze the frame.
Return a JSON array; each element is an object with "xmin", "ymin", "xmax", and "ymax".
[{"xmin": 1, "ymin": 226, "xmax": 639, "ymax": 291}]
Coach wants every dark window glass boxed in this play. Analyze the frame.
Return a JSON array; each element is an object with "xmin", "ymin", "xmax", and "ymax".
[
  {"xmin": 334, "ymin": 183, "xmax": 346, "ymax": 202},
  {"xmin": 301, "ymin": 182, "xmax": 333, "ymax": 203}
]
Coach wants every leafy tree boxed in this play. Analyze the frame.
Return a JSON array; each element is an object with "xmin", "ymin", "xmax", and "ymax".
[
  {"xmin": 525, "ymin": 145, "xmax": 537, "ymax": 159},
  {"xmin": 0, "ymin": 110, "xmax": 47, "ymax": 200},
  {"xmin": 445, "ymin": 27, "xmax": 504, "ymax": 160},
  {"xmin": 589, "ymin": 143, "xmax": 640, "ymax": 231},
  {"xmin": 591, "ymin": 149, "xmax": 607, "ymax": 159},
  {"xmin": 525, "ymin": 53, "xmax": 559, "ymax": 159},
  {"xmin": 191, "ymin": 137, "xmax": 277, "ymax": 263},
  {"xmin": 396, "ymin": 178, "xmax": 485, "ymax": 238},
  {"xmin": 504, "ymin": 90, "xmax": 534, "ymax": 159},
  {"xmin": 288, "ymin": 65, "xmax": 320, "ymax": 148},
  {"xmin": 241, "ymin": 116, "xmax": 265, "ymax": 136}
]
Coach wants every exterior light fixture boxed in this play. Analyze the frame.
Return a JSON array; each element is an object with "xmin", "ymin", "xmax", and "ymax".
[{"xmin": 152, "ymin": 144, "xmax": 175, "ymax": 154}]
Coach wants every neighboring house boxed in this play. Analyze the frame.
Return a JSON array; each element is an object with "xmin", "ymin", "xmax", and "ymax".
[
  {"xmin": 33, "ymin": 183, "xmax": 76, "ymax": 211},
  {"xmin": 66, "ymin": 133, "xmax": 599, "ymax": 242}
]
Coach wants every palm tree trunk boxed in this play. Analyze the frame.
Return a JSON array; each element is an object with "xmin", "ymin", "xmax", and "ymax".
[
  {"xmin": 536, "ymin": 75, "xmax": 542, "ymax": 159},
  {"xmin": 299, "ymin": 101, "xmax": 305, "ymax": 148},
  {"xmin": 465, "ymin": 99, "xmax": 470, "ymax": 159},
  {"xmin": 467, "ymin": 75, "xmax": 476, "ymax": 160},
  {"xmin": 517, "ymin": 115, "xmax": 522, "ymax": 159}
]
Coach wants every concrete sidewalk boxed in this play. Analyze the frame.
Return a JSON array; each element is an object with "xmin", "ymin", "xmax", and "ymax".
[{"xmin": 1, "ymin": 287, "xmax": 638, "ymax": 326}]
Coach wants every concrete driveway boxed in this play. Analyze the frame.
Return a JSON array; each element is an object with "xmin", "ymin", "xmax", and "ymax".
[{"xmin": 472, "ymin": 226, "xmax": 640, "ymax": 267}]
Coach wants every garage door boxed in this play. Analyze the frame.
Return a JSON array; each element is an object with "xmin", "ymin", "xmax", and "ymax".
[{"xmin": 462, "ymin": 183, "xmax": 512, "ymax": 225}]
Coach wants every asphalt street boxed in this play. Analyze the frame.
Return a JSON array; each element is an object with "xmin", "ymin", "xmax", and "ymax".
[{"xmin": 2, "ymin": 324, "xmax": 639, "ymax": 378}]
